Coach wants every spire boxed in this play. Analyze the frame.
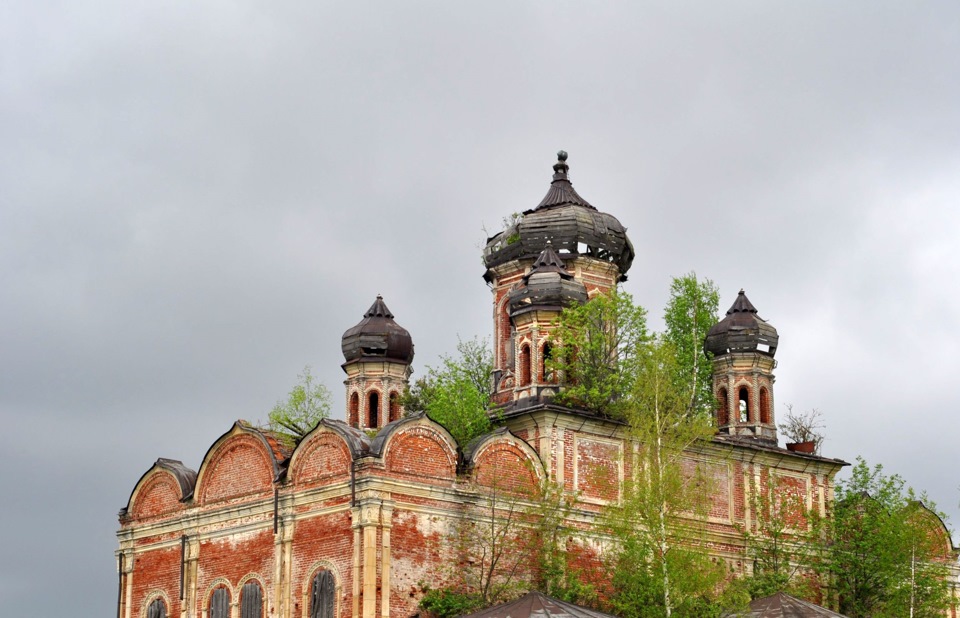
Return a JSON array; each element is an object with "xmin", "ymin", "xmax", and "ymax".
[
  {"xmin": 364, "ymin": 295, "xmax": 394, "ymax": 319},
  {"xmin": 527, "ymin": 241, "xmax": 570, "ymax": 276},
  {"xmin": 726, "ymin": 289, "xmax": 758, "ymax": 315},
  {"xmin": 536, "ymin": 151, "xmax": 595, "ymax": 210}
]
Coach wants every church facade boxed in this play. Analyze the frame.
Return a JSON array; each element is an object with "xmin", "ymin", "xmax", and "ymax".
[{"xmin": 116, "ymin": 154, "xmax": 946, "ymax": 618}]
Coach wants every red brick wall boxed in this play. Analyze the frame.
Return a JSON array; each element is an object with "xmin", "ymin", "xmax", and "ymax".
[
  {"xmin": 289, "ymin": 431, "xmax": 352, "ymax": 488},
  {"xmin": 199, "ymin": 434, "xmax": 274, "ymax": 504},
  {"xmin": 129, "ymin": 471, "xmax": 184, "ymax": 520},
  {"xmin": 384, "ymin": 426, "xmax": 457, "ymax": 482}
]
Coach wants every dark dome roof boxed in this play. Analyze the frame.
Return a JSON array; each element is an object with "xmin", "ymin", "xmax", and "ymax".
[
  {"xmin": 508, "ymin": 244, "xmax": 588, "ymax": 315},
  {"xmin": 704, "ymin": 290, "xmax": 778, "ymax": 357},
  {"xmin": 483, "ymin": 152, "xmax": 635, "ymax": 281},
  {"xmin": 341, "ymin": 296, "xmax": 414, "ymax": 365}
]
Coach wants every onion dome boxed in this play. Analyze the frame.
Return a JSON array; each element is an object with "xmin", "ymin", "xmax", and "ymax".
[
  {"xmin": 508, "ymin": 243, "xmax": 588, "ymax": 316},
  {"xmin": 483, "ymin": 151, "xmax": 635, "ymax": 281},
  {"xmin": 341, "ymin": 296, "xmax": 414, "ymax": 365},
  {"xmin": 704, "ymin": 290, "xmax": 779, "ymax": 357}
]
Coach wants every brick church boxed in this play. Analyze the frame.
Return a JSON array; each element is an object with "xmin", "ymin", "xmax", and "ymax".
[{"xmin": 116, "ymin": 154, "xmax": 947, "ymax": 618}]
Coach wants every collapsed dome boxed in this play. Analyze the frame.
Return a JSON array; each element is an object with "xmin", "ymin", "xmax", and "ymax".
[
  {"xmin": 341, "ymin": 296, "xmax": 414, "ymax": 365},
  {"xmin": 483, "ymin": 151, "xmax": 635, "ymax": 281},
  {"xmin": 704, "ymin": 290, "xmax": 779, "ymax": 357}
]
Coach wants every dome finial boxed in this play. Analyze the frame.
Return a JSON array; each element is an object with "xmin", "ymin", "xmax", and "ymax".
[
  {"xmin": 553, "ymin": 150, "xmax": 570, "ymax": 178},
  {"xmin": 557, "ymin": 150, "xmax": 568, "ymax": 162}
]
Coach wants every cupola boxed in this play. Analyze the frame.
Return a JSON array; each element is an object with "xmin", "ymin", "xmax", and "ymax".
[
  {"xmin": 707, "ymin": 290, "xmax": 779, "ymax": 444},
  {"xmin": 341, "ymin": 296, "xmax": 413, "ymax": 431}
]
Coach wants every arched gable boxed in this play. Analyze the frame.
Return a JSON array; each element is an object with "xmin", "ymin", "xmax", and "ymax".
[
  {"xmin": 465, "ymin": 427, "xmax": 544, "ymax": 495},
  {"xmin": 194, "ymin": 422, "xmax": 283, "ymax": 505},
  {"xmin": 287, "ymin": 421, "xmax": 360, "ymax": 487},
  {"xmin": 125, "ymin": 458, "xmax": 196, "ymax": 521},
  {"xmin": 908, "ymin": 501, "xmax": 958, "ymax": 561},
  {"xmin": 374, "ymin": 413, "xmax": 458, "ymax": 481}
]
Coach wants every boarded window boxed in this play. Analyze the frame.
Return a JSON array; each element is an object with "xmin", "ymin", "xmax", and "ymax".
[
  {"xmin": 241, "ymin": 581, "xmax": 263, "ymax": 618},
  {"xmin": 209, "ymin": 587, "xmax": 229, "ymax": 618},
  {"xmin": 147, "ymin": 599, "xmax": 167, "ymax": 618},
  {"xmin": 310, "ymin": 570, "xmax": 336, "ymax": 618}
]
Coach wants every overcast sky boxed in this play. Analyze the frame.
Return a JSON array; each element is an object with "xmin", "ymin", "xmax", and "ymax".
[{"xmin": 2, "ymin": 2, "xmax": 959, "ymax": 615}]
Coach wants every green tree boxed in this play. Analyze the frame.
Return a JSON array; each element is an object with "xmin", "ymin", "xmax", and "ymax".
[
  {"xmin": 403, "ymin": 337, "xmax": 494, "ymax": 446},
  {"xmin": 662, "ymin": 273, "xmax": 719, "ymax": 419},
  {"xmin": 265, "ymin": 366, "xmax": 332, "ymax": 446},
  {"xmin": 603, "ymin": 336, "xmax": 731, "ymax": 618},
  {"xmin": 549, "ymin": 290, "xmax": 649, "ymax": 418},
  {"xmin": 816, "ymin": 458, "xmax": 952, "ymax": 618}
]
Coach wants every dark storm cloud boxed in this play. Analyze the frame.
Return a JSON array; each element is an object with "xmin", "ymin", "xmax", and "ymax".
[{"xmin": 2, "ymin": 2, "xmax": 958, "ymax": 615}]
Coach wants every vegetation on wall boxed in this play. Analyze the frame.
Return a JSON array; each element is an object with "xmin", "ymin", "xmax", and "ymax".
[{"xmin": 403, "ymin": 336, "xmax": 494, "ymax": 447}]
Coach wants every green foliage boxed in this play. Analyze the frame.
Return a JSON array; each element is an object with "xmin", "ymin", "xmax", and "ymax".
[
  {"xmin": 549, "ymin": 290, "xmax": 649, "ymax": 418},
  {"xmin": 815, "ymin": 458, "xmax": 952, "ymax": 618},
  {"xmin": 265, "ymin": 366, "xmax": 331, "ymax": 446},
  {"xmin": 603, "ymin": 337, "xmax": 732, "ymax": 618},
  {"xmin": 662, "ymin": 273, "xmax": 719, "ymax": 419},
  {"xmin": 419, "ymin": 587, "xmax": 483, "ymax": 618},
  {"xmin": 403, "ymin": 337, "xmax": 494, "ymax": 446},
  {"xmin": 742, "ymin": 477, "xmax": 818, "ymax": 600},
  {"xmin": 529, "ymin": 482, "xmax": 597, "ymax": 606}
]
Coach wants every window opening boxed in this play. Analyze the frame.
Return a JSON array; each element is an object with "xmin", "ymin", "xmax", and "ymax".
[
  {"xmin": 519, "ymin": 344, "xmax": 531, "ymax": 386},
  {"xmin": 738, "ymin": 387, "xmax": 749, "ymax": 423},
  {"xmin": 759, "ymin": 387, "xmax": 771, "ymax": 424},
  {"xmin": 717, "ymin": 388, "xmax": 728, "ymax": 427},
  {"xmin": 389, "ymin": 392, "xmax": 401, "ymax": 423},
  {"xmin": 349, "ymin": 393, "xmax": 359, "ymax": 428},
  {"xmin": 368, "ymin": 392, "xmax": 380, "ymax": 428}
]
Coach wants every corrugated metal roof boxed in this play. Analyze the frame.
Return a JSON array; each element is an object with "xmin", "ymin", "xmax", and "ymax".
[{"xmin": 460, "ymin": 591, "xmax": 617, "ymax": 618}]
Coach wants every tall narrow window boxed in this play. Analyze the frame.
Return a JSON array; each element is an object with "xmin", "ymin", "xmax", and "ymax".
[
  {"xmin": 759, "ymin": 387, "xmax": 771, "ymax": 424},
  {"xmin": 209, "ymin": 587, "xmax": 229, "ymax": 618},
  {"xmin": 541, "ymin": 342, "xmax": 555, "ymax": 383},
  {"xmin": 240, "ymin": 581, "xmax": 263, "ymax": 618},
  {"xmin": 147, "ymin": 599, "xmax": 167, "ymax": 618},
  {"xmin": 310, "ymin": 570, "xmax": 336, "ymax": 618},
  {"xmin": 738, "ymin": 387, "xmax": 750, "ymax": 423},
  {"xmin": 389, "ymin": 392, "xmax": 401, "ymax": 422},
  {"xmin": 368, "ymin": 391, "xmax": 380, "ymax": 428},
  {"xmin": 349, "ymin": 393, "xmax": 360, "ymax": 428},
  {"xmin": 717, "ymin": 387, "xmax": 728, "ymax": 427},
  {"xmin": 519, "ymin": 344, "xmax": 531, "ymax": 386}
]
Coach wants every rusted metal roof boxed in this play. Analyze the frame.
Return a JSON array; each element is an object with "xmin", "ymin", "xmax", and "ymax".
[
  {"xmin": 722, "ymin": 592, "xmax": 849, "ymax": 617},
  {"xmin": 341, "ymin": 295, "xmax": 414, "ymax": 366},
  {"xmin": 461, "ymin": 591, "xmax": 617, "ymax": 618},
  {"xmin": 704, "ymin": 289, "xmax": 779, "ymax": 357}
]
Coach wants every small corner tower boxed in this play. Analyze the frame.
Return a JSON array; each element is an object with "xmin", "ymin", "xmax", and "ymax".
[
  {"xmin": 341, "ymin": 296, "xmax": 414, "ymax": 431},
  {"xmin": 704, "ymin": 290, "xmax": 779, "ymax": 443},
  {"xmin": 482, "ymin": 152, "xmax": 634, "ymax": 407}
]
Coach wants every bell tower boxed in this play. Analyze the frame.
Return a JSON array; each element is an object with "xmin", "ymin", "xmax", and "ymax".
[
  {"xmin": 482, "ymin": 152, "xmax": 635, "ymax": 407},
  {"xmin": 340, "ymin": 296, "xmax": 414, "ymax": 431},
  {"xmin": 704, "ymin": 290, "xmax": 779, "ymax": 443}
]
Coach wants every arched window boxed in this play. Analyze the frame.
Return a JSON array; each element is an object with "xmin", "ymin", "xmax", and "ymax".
[
  {"xmin": 738, "ymin": 386, "xmax": 750, "ymax": 423},
  {"xmin": 348, "ymin": 393, "xmax": 359, "ymax": 428},
  {"xmin": 310, "ymin": 570, "xmax": 336, "ymax": 618},
  {"xmin": 717, "ymin": 387, "xmax": 728, "ymax": 427},
  {"xmin": 759, "ymin": 387, "xmax": 771, "ymax": 424},
  {"xmin": 368, "ymin": 391, "xmax": 380, "ymax": 428},
  {"xmin": 147, "ymin": 598, "xmax": 167, "ymax": 618},
  {"xmin": 519, "ymin": 344, "xmax": 531, "ymax": 386},
  {"xmin": 240, "ymin": 581, "xmax": 263, "ymax": 618},
  {"xmin": 389, "ymin": 392, "xmax": 401, "ymax": 422},
  {"xmin": 209, "ymin": 587, "xmax": 229, "ymax": 618},
  {"xmin": 541, "ymin": 342, "xmax": 555, "ymax": 383}
]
